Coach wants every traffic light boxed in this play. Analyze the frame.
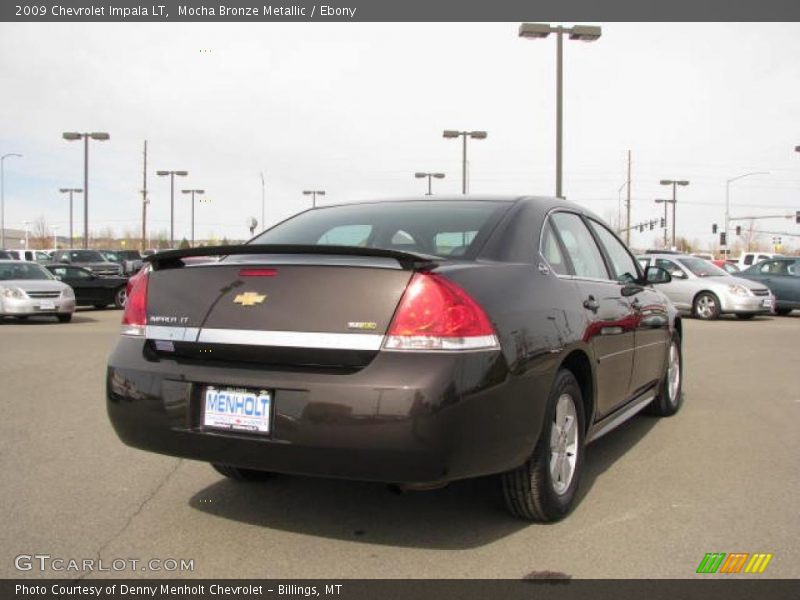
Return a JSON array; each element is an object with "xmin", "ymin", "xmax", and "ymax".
[
  {"xmin": 649, "ymin": 220, "xmax": 654, "ymax": 230},
  {"xmin": 796, "ymin": 210, "xmax": 800, "ymax": 224},
  {"xmin": 712, "ymin": 224, "xmax": 718, "ymax": 234},
  {"xmin": 660, "ymin": 218, "xmax": 666, "ymax": 228},
  {"xmin": 735, "ymin": 225, "xmax": 742, "ymax": 236},
  {"xmin": 720, "ymin": 232, "xmax": 727, "ymax": 245}
]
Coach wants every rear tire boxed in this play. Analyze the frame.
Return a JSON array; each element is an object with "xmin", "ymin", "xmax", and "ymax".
[
  {"xmin": 57, "ymin": 314, "xmax": 72, "ymax": 323},
  {"xmin": 646, "ymin": 334, "xmax": 683, "ymax": 417},
  {"xmin": 501, "ymin": 369, "xmax": 585, "ymax": 522},
  {"xmin": 211, "ymin": 463, "xmax": 275, "ymax": 482},
  {"xmin": 775, "ymin": 308, "xmax": 793, "ymax": 316},
  {"xmin": 693, "ymin": 292, "xmax": 720, "ymax": 320}
]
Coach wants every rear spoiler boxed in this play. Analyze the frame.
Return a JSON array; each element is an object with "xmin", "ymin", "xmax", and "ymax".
[{"xmin": 144, "ymin": 244, "xmax": 439, "ymax": 271}]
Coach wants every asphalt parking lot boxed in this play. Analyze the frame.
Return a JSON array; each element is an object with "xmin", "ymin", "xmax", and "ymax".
[{"xmin": 1, "ymin": 309, "xmax": 798, "ymax": 579}]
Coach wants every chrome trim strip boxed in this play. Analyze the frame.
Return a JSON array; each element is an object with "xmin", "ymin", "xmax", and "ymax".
[
  {"xmin": 587, "ymin": 393, "xmax": 655, "ymax": 443},
  {"xmin": 634, "ymin": 340, "xmax": 667, "ymax": 351},
  {"xmin": 196, "ymin": 328, "xmax": 384, "ymax": 351},
  {"xmin": 597, "ymin": 347, "xmax": 634, "ymax": 361},
  {"xmin": 145, "ymin": 326, "xmax": 200, "ymax": 342}
]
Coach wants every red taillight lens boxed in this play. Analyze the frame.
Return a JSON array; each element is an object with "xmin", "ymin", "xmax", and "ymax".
[
  {"xmin": 121, "ymin": 271, "xmax": 149, "ymax": 335},
  {"xmin": 384, "ymin": 273, "xmax": 498, "ymax": 351}
]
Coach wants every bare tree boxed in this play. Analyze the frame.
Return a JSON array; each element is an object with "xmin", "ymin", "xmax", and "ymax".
[{"xmin": 30, "ymin": 215, "xmax": 52, "ymax": 250}]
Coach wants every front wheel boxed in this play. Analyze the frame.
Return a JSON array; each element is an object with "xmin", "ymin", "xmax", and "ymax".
[
  {"xmin": 646, "ymin": 334, "xmax": 683, "ymax": 417},
  {"xmin": 501, "ymin": 369, "xmax": 585, "ymax": 522},
  {"xmin": 693, "ymin": 292, "xmax": 720, "ymax": 320},
  {"xmin": 114, "ymin": 286, "xmax": 127, "ymax": 309}
]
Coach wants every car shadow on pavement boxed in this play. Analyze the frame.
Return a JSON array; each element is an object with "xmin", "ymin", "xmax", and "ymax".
[
  {"xmin": 0, "ymin": 313, "xmax": 99, "ymax": 325},
  {"xmin": 188, "ymin": 412, "xmax": 662, "ymax": 549}
]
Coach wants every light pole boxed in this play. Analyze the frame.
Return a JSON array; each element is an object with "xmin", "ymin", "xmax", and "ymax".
[
  {"xmin": 1, "ymin": 152, "xmax": 23, "ymax": 248},
  {"xmin": 519, "ymin": 23, "xmax": 602, "ymax": 199},
  {"xmin": 443, "ymin": 130, "xmax": 486, "ymax": 194},
  {"xmin": 23, "ymin": 220, "xmax": 29, "ymax": 250},
  {"xmin": 724, "ymin": 172, "xmax": 768, "ymax": 253},
  {"xmin": 415, "ymin": 172, "xmax": 445, "ymax": 196},
  {"xmin": 62, "ymin": 132, "xmax": 109, "ymax": 249},
  {"xmin": 260, "ymin": 172, "xmax": 266, "ymax": 230},
  {"xmin": 303, "ymin": 190, "xmax": 325, "ymax": 208},
  {"xmin": 52, "ymin": 225, "xmax": 59, "ymax": 251},
  {"xmin": 156, "ymin": 170, "xmax": 188, "ymax": 247},
  {"xmin": 659, "ymin": 179, "xmax": 689, "ymax": 248},
  {"xmin": 181, "ymin": 189, "xmax": 205, "ymax": 247},
  {"xmin": 58, "ymin": 188, "xmax": 82, "ymax": 246},
  {"xmin": 616, "ymin": 181, "xmax": 628, "ymax": 233},
  {"xmin": 654, "ymin": 198, "xmax": 674, "ymax": 247}
]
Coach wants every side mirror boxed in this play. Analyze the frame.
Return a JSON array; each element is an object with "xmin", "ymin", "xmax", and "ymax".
[{"xmin": 645, "ymin": 266, "xmax": 672, "ymax": 284}]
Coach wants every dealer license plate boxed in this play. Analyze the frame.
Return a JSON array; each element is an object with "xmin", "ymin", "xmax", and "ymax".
[
  {"xmin": 203, "ymin": 386, "xmax": 272, "ymax": 434},
  {"xmin": 39, "ymin": 301, "xmax": 55, "ymax": 310}
]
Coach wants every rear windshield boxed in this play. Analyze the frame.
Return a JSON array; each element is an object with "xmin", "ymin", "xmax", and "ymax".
[
  {"xmin": 251, "ymin": 201, "xmax": 510, "ymax": 258},
  {"xmin": 0, "ymin": 262, "xmax": 53, "ymax": 281}
]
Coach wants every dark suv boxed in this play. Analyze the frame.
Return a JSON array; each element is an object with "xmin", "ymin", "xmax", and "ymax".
[{"xmin": 51, "ymin": 249, "xmax": 123, "ymax": 277}]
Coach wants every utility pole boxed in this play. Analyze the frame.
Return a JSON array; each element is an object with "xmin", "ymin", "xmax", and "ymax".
[
  {"xmin": 625, "ymin": 150, "xmax": 632, "ymax": 245},
  {"xmin": 141, "ymin": 141, "xmax": 148, "ymax": 253},
  {"xmin": 260, "ymin": 172, "xmax": 265, "ymax": 231}
]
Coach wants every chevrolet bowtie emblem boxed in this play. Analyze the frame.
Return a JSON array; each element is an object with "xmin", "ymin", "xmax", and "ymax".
[{"xmin": 233, "ymin": 292, "xmax": 267, "ymax": 307}]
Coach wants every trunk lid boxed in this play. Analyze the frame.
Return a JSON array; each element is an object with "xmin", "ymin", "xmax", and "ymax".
[{"xmin": 144, "ymin": 249, "xmax": 427, "ymax": 369}]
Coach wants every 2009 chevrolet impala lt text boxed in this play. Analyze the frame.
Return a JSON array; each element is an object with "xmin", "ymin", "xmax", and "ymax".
[{"xmin": 106, "ymin": 196, "xmax": 682, "ymax": 521}]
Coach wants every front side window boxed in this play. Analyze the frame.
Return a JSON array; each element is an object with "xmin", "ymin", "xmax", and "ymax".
[
  {"xmin": 655, "ymin": 258, "xmax": 685, "ymax": 278},
  {"xmin": 588, "ymin": 219, "xmax": 639, "ymax": 283},
  {"xmin": 549, "ymin": 212, "xmax": 609, "ymax": 280}
]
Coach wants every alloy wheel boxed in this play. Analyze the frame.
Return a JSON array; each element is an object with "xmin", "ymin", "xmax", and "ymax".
[{"xmin": 549, "ymin": 393, "xmax": 578, "ymax": 495}]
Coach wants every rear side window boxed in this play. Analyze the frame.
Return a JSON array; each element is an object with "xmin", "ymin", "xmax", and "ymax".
[
  {"xmin": 588, "ymin": 220, "xmax": 639, "ymax": 283},
  {"xmin": 540, "ymin": 221, "xmax": 569, "ymax": 275},
  {"xmin": 253, "ymin": 200, "xmax": 509, "ymax": 258},
  {"xmin": 549, "ymin": 212, "xmax": 609, "ymax": 280},
  {"xmin": 744, "ymin": 254, "xmax": 754, "ymax": 265}
]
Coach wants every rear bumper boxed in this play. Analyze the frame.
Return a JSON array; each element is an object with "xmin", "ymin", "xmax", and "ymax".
[{"xmin": 106, "ymin": 337, "xmax": 547, "ymax": 484}]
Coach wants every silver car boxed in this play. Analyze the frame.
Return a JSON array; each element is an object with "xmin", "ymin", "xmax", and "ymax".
[
  {"xmin": 637, "ymin": 254, "xmax": 774, "ymax": 320},
  {"xmin": 0, "ymin": 260, "xmax": 76, "ymax": 322}
]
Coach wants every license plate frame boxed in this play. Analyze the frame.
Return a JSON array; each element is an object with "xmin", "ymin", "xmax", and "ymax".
[
  {"xmin": 762, "ymin": 298, "xmax": 772, "ymax": 308},
  {"xmin": 39, "ymin": 301, "xmax": 56, "ymax": 310},
  {"xmin": 202, "ymin": 386, "xmax": 272, "ymax": 435}
]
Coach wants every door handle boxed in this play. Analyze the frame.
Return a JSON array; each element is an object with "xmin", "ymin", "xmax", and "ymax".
[
  {"xmin": 583, "ymin": 295, "xmax": 599, "ymax": 312},
  {"xmin": 630, "ymin": 297, "xmax": 641, "ymax": 310}
]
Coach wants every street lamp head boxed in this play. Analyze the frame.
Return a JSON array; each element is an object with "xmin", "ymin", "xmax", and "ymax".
[
  {"xmin": 90, "ymin": 132, "xmax": 110, "ymax": 141},
  {"xmin": 175, "ymin": 171, "xmax": 188, "ymax": 177},
  {"xmin": 317, "ymin": 191, "xmax": 326, "ymax": 196},
  {"xmin": 518, "ymin": 23, "xmax": 553, "ymax": 39},
  {"xmin": 676, "ymin": 180, "xmax": 690, "ymax": 186},
  {"xmin": 568, "ymin": 25, "xmax": 602, "ymax": 41},
  {"xmin": 469, "ymin": 131, "xmax": 488, "ymax": 139},
  {"xmin": 659, "ymin": 179, "xmax": 672, "ymax": 185},
  {"xmin": 433, "ymin": 173, "xmax": 446, "ymax": 179},
  {"xmin": 302, "ymin": 191, "xmax": 312, "ymax": 195},
  {"xmin": 442, "ymin": 130, "xmax": 460, "ymax": 139},
  {"xmin": 62, "ymin": 132, "xmax": 82, "ymax": 141},
  {"xmin": 2, "ymin": 153, "xmax": 22, "ymax": 159},
  {"xmin": 156, "ymin": 171, "xmax": 169, "ymax": 176},
  {"xmin": 414, "ymin": 172, "xmax": 427, "ymax": 178}
]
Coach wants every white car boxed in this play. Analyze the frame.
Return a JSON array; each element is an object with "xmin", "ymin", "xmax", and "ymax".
[
  {"xmin": 733, "ymin": 252, "xmax": 784, "ymax": 270},
  {"xmin": 0, "ymin": 260, "xmax": 76, "ymax": 322},
  {"xmin": 637, "ymin": 254, "xmax": 775, "ymax": 320}
]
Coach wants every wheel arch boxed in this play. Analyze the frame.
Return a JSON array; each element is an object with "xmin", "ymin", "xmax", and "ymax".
[{"xmin": 558, "ymin": 349, "xmax": 594, "ymax": 432}]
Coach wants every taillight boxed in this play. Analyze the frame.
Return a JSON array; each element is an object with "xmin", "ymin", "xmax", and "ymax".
[
  {"xmin": 121, "ymin": 271, "xmax": 149, "ymax": 336},
  {"xmin": 384, "ymin": 273, "xmax": 499, "ymax": 351}
]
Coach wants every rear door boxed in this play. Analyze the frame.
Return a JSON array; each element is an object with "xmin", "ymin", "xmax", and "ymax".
[
  {"xmin": 549, "ymin": 211, "xmax": 636, "ymax": 417},
  {"xmin": 588, "ymin": 220, "xmax": 669, "ymax": 396}
]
